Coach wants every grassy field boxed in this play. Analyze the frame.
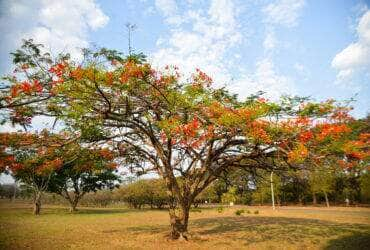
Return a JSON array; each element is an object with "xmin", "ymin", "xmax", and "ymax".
[{"xmin": 0, "ymin": 201, "xmax": 369, "ymax": 249}]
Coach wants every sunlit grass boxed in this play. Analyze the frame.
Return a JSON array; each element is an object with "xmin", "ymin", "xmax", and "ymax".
[{"xmin": 1, "ymin": 201, "xmax": 369, "ymax": 249}]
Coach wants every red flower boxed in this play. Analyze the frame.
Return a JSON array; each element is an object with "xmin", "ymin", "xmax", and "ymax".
[
  {"xmin": 32, "ymin": 80, "xmax": 43, "ymax": 92},
  {"xmin": 20, "ymin": 81, "xmax": 32, "ymax": 94},
  {"xmin": 299, "ymin": 131, "xmax": 313, "ymax": 143}
]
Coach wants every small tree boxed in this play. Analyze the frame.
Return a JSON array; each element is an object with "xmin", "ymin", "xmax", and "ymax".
[
  {"xmin": 221, "ymin": 187, "xmax": 237, "ymax": 205},
  {"xmin": 47, "ymin": 145, "xmax": 119, "ymax": 212},
  {"xmin": 360, "ymin": 171, "xmax": 370, "ymax": 203},
  {"xmin": 0, "ymin": 131, "xmax": 64, "ymax": 214},
  {"xmin": 195, "ymin": 183, "xmax": 219, "ymax": 205},
  {"xmin": 116, "ymin": 179, "xmax": 152, "ymax": 209},
  {"xmin": 308, "ymin": 165, "xmax": 335, "ymax": 207}
]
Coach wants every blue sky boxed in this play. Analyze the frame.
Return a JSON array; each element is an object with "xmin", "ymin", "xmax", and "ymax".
[
  {"xmin": 0, "ymin": 0, "xmax": 369, "ymax": 184},
  {"xmin": 0, "ymin": 0, "xmax": 369, "ymax": 116}
]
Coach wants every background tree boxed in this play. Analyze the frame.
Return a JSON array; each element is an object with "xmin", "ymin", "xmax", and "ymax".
[
  {"xmin": 47, "ymin": 144, "xmax": 119, "ymax": 212},
  {"xmin": 221, "ymin": 186, "xmax": 238, "ymax": 205},
  {"xmin": 308, "ymin": 164, "xmax": 335, "ymax": 207},
  {"xmin": 0, "ymin": 131, "xmax": 65, "ymax": 214},
  {"xmin": 0, "ymin": 184, "xmax": 19, "ymax": 200}
]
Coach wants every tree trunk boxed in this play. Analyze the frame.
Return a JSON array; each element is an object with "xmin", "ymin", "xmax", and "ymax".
[
  {"xmin": 12, "ymin": 182, "xmax": 17, "ymax": 202},
  {"xmin": 312, "ymin": 193, "xmax": 317, "ymax": 205},
  {"xmin": 276, "ymin": 196, "xmax": 281, "ymax": 206},
  {"xmin": 298, "ymin": 196, "xmax": 303, "ymax": 206},
  {"xmin": 324, "ymin": 191, "xmax": 330, "ymax": 207},
  {"xmin": 168, "ymin": 204, "xmax": 190, "ymax": 240},
  {"xmin": 33, "ymin": 192, "xmax": 42, "ymax": 215},
  {"xmin": 69, "ymin": 199, "xmax": 79, "ymax": 212}
]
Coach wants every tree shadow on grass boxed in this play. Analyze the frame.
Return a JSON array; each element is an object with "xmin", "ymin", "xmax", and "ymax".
[
  {"xmin": 127, "ymin": 225, "xmax": 168, "ymax": 234},
  {"xmin": 34, "ymin": 207, "xmax": 152, "ymax": 215},
  {"xmin": 72, "ymin": 207, "xmax": 154, "ymax": 215},
  {"xmin": 191, "ymin": 216, "xmax": 370, "ymax": 247},
  {"xmin": 324, "ymin": 232, "xmax": 370, "ymax": 250}
]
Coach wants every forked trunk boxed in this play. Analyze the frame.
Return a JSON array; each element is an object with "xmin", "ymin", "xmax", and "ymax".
[
  {"xmin": 69, "ymin": 196, "xmax": 80, "ymax": 212},
  {"xmin": 69, "ymin": 200, "xmax": 78, "ymax": 212},
  {"xmin": 33, "ymin": 192, "xmax": 42, "ymax": 215},
  {"xmin": 169, "ymin": 204, "xmax": 190, "ymax": 240}
]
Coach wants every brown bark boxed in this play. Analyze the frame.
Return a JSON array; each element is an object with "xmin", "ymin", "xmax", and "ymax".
[
  {"xmin": 276, "ymin": 196, "xmax": 281, "ymax": 206},
  {"xmin": 169, "ymin": 203, "xmax": 190, "ymax": 240},
  {"xmin": 312, "ymin": 193, "xmax": 317, "ymax": 205},
  {"xmin": 69, "ymin": 199, "xmax": 79, "ymax": 212},
  {"xmin": 33, "ymin": 192, "xmax": 42, "ymax": 215}
]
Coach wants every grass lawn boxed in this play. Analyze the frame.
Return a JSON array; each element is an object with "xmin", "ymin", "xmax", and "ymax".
[{"xmin": 0, "ymin": 201, "xmax": 369, "ymax": 249}]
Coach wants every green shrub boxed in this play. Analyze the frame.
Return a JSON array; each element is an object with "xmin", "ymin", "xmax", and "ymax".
[
  {"xmin": 235, "ymin": 209, "xmax": 245, "ymax": 216},
  {"xmin": 254, "ymin": 210, "xmax": 259, "ymax": 214},
  {"xmin": 217, "ymin": 206, "xmax": 224, "ymax": 213}
]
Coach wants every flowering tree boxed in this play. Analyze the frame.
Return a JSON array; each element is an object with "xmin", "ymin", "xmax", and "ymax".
[
  {"xmin": 0, "ymin": 131, "xmax": 64, "ymax": 215},
  {"xmin": 1, "ymin": 40, "xmax": 368, "ymax": 238},
  {"xmin": 47, "ymin": 145, "xmax": 119, "ymax": 212}
]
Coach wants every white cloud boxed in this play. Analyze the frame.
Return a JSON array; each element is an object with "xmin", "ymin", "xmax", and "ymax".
[
  {"xmin": 332, "ymin": 10, "xmax": 370, "ymax": 82},
  {"xmin": 152, "ymin": 0, "xmax": 302, "ymax": 100},
  {"xmin": 294, "ymin": 62, "xmax": 309, "ymax": 81},
  {"xmin": 232, "ymin": 58, "xmax": 295, "ymax": 100},
  {"xmin": 263, "ymin": 0, "xmax": 305, "ymax": 28},
  {"xmin": 263, "ymin": 29, "xmax": 277, "ymax": 52},
  {"xmin": 155, "ymin": 0, "xmax": 177, "ymax": 16},
  {"xmin": 152, "ymin": 0, "xmax": 242, "ymax": 86},
  {"xmin": 155, "ymin": 0, "xmax": 183, "ymax": 25},
  {"xmin": 246, "ymin": 0, "xmax": 306, "ymax": 100},
  {"xmin": 0, "ymin": 0, "xmax": 109, "ymax": 71}
]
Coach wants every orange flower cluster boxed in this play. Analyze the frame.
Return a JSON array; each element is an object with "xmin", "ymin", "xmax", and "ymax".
[
  {"xmin": 249, "ymin": 121, "xmax": 271, "ymax": 143},
  {"xmin": 295, "ymin": 116, "xmax": 310, "ymax": 126},
  {"xmin": 288, "ymin": 143, "xmax": 309, "ymax": 163},
  {"xmin": 120, "ymin": 62, "xmax": 148, "ymax": 83},
  {"xmin": 299, "ymin": 130, "xmax": 314, "ymax": 143},
  {"xmin": 49, "ymin": 63, "xmax": 67, "ymax": 77},
  {"xmin": 203, "ymin": 101, "xmax": 224, "ymax": 119},
  {"xmin": 99, "ymin": 148, "xmax": 115, "ymax": 160},
  {"xmin": 36, "ymin": 158, "xmax": 63, "ymax": 175},
  {"xmin": 10, "ymin": 80, "xmax": 43, "ymax": 98},
  {"xmin": 175, "ymin": 117, "xmax": 200, "ymax": 137},
  {"xmin": 0, "ymin": 155, "xmax": 15, "ymax": 172},
  {"xmin": 159, "ymin": 116, "xmax": 215, "ymax": 149},
  {"xmin": 9, "ymin": 163, "xmax": 23, "ymax": 173},
  {"xmin": 343, "ymin": 140, "xmax": 369, "ymax": 160},
  {"xmin": 105, "ymin": 72, "xmax": 114, "ymax": 85},
  {"xmin": 359, "ymin": 133, "xmax": 370, "ymax": 142},
  {"xmin": 70, "ymin": 66, "xmax": 84, "ymax": 80},
  {"xmin": 316, "ymin": 124, "xmax": 351, "ymax": 141},
  {"xmin": 49, "ymin": 62, "xmax": 67, "ymax": 86}
]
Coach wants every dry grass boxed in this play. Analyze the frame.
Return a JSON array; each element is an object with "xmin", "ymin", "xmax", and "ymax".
[{"xmin": 0, "ymin": 201, "xmax": 369, "ymax": 249}]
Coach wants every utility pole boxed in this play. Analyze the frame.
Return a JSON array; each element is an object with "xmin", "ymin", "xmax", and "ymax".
[
  {"xmin": 270, "ymin": 170, "xmax": 275, "ymax": 210},
  {"xmin": 125, "ymin": 22, "xmax": 137, "ymax": 56}
]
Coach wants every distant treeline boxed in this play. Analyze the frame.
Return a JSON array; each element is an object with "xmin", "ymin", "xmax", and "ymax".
[{"xmin": 2, "ymin": 166, "xmax": 369, "ymax": 208}]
